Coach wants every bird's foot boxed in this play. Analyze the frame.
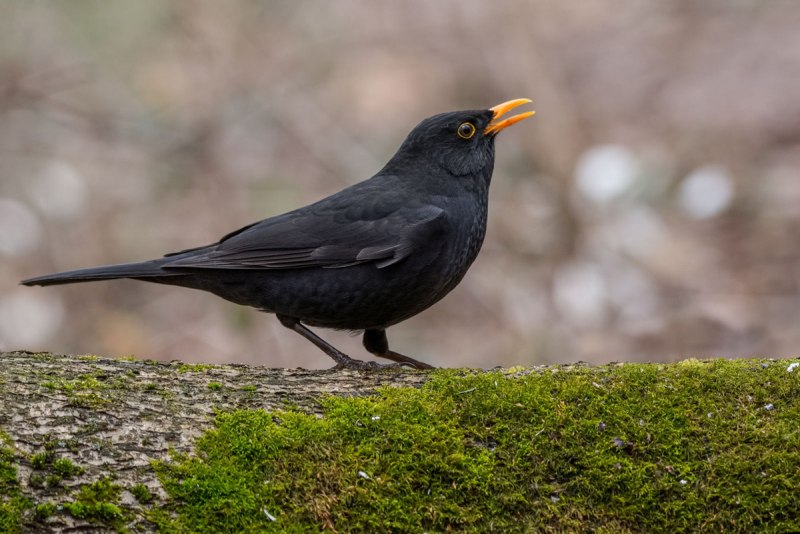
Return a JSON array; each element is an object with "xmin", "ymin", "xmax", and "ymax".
[
  {"xmin": 330, "ymin": 351, "xmax": 432, "ymax": 371},
  {"xmin": 276, "ymin": 316, "xmax": 433, "ymax": 370},
  {"xmin": 320, "ymin": 347, "xmax": 393, "ymax": 370},
  {"xmin": 375, "ymin": 350, "xmax": 435, "ymax": 370}
]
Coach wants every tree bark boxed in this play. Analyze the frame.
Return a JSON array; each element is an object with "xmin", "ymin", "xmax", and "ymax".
[{"xmin": 0, "ymin": 351, "xmax": 429, "ymax": 533}]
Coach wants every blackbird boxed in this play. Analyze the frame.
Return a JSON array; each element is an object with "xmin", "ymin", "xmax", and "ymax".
[{"xmin": 22, "ymin": 98, "xmax": 534, "ymax": 370}]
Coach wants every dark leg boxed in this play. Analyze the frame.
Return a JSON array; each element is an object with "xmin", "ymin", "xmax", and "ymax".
[
  {"xmin": 277, "ymin": 315, "xmax": 394, "ymax": 370},
  {"xmin": 363, "ymin": 329, "xmax": 434, "ymax": 370}
]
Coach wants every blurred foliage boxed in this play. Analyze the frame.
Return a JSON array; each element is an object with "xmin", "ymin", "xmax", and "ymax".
[{"xmin": 2, "ymin": 1, "xmax": 800, "ymax": 367}]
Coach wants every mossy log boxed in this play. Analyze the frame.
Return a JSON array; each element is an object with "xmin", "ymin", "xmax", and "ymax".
[
  {"xmin": 1, "ymin": 351, "xmax": 798, "ymax": 533},
  {"xmin": 0, "ymin": 351, "xmax": 427, "ymax": 532}
]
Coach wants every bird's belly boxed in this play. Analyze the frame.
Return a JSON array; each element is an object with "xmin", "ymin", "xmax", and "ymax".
[
  {"xmin": 284, "ymin": 261, "xmax": 465, "ymax": 329},
  {"xmin": 183, "ymin": 251, "xmax": 475, "ymax": 330}
]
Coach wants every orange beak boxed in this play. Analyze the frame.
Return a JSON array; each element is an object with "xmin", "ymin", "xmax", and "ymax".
[{"xmin": 484, "ymin": 98, "xmax": 535, "ymax": 135}]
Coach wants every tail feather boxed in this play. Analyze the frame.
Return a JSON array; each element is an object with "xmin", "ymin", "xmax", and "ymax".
[{"xmin": 21, "ymin": 260, "xmax": 181, "ymax": 287}]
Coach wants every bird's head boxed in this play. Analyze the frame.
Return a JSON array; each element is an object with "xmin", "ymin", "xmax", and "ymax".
[{"xmin": 384, "ymin": 98, "xmax": 534, "ymax": 179}]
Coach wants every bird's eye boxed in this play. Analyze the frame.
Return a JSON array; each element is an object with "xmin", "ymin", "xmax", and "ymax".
[{"xmin": 457, "ymin": 122, "xmax": 476, "ymax": 140}]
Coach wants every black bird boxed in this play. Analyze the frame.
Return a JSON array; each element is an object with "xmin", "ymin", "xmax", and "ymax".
[{"xmin": 22, "ymin": 98, "xmax": 535, "ymax": 370}]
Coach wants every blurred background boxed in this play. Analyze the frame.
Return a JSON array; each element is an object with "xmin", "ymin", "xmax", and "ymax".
[{"xmin": 1, "ymin": 1, "xmax": 799, "ymax": 368}]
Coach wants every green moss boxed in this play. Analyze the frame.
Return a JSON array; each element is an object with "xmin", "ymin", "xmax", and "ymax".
[
  {"xmin": 21, "ymin": 441, "xmax": 127, "ymax": 532},
  {"xmin": 154, "ymin": 359, "xmax": 800, "ymax": 532},
  {"xmin": 241, "ymin": 385, "xmax": 257, "ymax": 392},
  {"xmin": 63, "ymin": 501, "xmax": 125, "ymax": 524},
  {"xmin": 41, "ymin": 374, "xmax": 114, "ymax": 408},
  {"xmin": 177, "ymin": 363, "xmax": 214, "ymax": 374},
  {"xmin": 38, "ymin": 370, "xmax": 146, "ymax": 409},
  {"xmin": 207, "ymin": 382, "xmax": 223, "ymax": 391},
  {"xmin": 131, "ymin": 483, "xmax": 153, "ymax": 504},
  {"xmin": 63, "ymin": 477, "xmax": 127, "ymax": 528},
  {"xmin": 29, "ymin": 452, "xmax": 51, "ymax": 470},
  {"xmin": 34, "ymin": 502, "xmax": 57, "ymax": 520},
  {"xmin": 78, "ymin": 477, "xmax": 122, "ymax": 503},
  {"xmin": 29, "ymin": 450, "xmax": 84, "ymax": 489},
  {"xmin": 52, "ymin": 458, "xmax": 84, "ymax": 478},
  {"xmin": 0, "ymin": 431, "xmax": 29, "ymax": 533},
  {"xmin": 0, "ymin": 498, "xmax": 28, "ymax": 534}
]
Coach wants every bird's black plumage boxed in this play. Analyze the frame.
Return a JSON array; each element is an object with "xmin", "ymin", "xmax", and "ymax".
[{"xmin": 22, "ymin": 100, "xmax": 534, "ymax": 369}]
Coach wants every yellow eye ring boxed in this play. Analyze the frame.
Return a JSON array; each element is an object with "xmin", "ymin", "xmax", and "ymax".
[{"xmin": 457, "ymin": 122, "xmax": 476, "ymax": 139}]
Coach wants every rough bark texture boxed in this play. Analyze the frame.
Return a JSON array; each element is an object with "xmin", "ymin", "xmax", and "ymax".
[{"xmin": 0, "ymin": 351, "xmax": 429, "ymax": 533}]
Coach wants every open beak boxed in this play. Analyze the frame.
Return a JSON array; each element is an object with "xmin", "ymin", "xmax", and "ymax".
[{"xmin": 484, "ymin": 98, "xmax": 535, "ymax": 136}]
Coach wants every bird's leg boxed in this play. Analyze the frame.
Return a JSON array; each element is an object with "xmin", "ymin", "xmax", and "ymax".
[
  {"xmin": 363, "ymin": 329, "xmax": 434, "ymax": 370},
  {"xmin": 277, "ymin": 315, "xmax": 393, "ymax": 370}
]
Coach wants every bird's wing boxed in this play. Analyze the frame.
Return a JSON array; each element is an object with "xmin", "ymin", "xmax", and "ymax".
[{"xmin": 162, "ymin": 192, "xmax": 446, "ymax": 271}]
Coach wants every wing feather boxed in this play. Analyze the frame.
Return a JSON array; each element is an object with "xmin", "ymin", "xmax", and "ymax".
[{"xmin": 162, "ymin": 185, "xmax": 446, "ymax": 271}]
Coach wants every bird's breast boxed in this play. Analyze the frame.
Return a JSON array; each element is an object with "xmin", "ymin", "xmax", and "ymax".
[{"xmin": 419, "ymin": 194, "xmax": 488, "ymax": 297}]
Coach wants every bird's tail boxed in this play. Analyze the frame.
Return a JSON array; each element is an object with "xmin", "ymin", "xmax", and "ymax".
[{"xmin": 21, "ymin": 260, "xmax": 180, "ymax": 287}]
